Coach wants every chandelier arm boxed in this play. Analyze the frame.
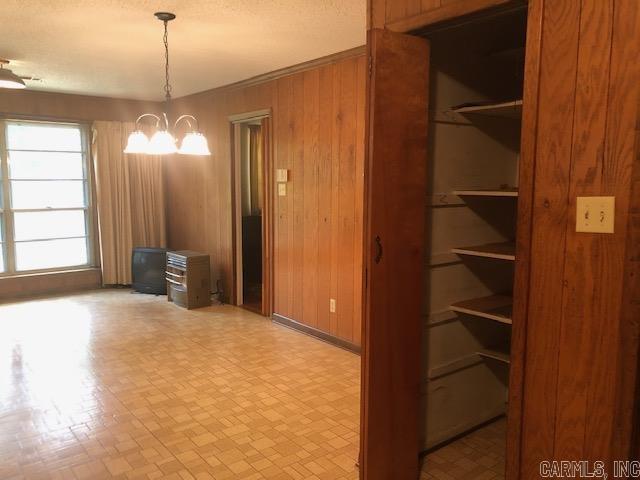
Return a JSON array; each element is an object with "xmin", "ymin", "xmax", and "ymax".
[
  {"xmin": 174, "ymin": 114, "xmax": 199, "ymax": 132},
  {"xmin": 135, "ymin": 113, "xmax": 161, "ymax": 129},
  {"xmin": 161, "ymin": 112, "xmax": 171, "ymax": 130}
]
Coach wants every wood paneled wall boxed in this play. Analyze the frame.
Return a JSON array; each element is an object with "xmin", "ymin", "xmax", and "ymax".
[
  {"xmin": 0, "ymin": 89, "xmax": 161, "ymax": 123},
  {"xmin": 166, "ymin": 51, "xmax": 366, "ymax": 347},
  {"xmin": 365, "ymin": 0, "xmax": 640, "ymax": 475},
  {"xmin": 369, "ymin": 0, "xmax": 516, "ymax": 31},
  {"xmin": 514, "ymin": 0, "xmax": 640, "ymax": 475}
]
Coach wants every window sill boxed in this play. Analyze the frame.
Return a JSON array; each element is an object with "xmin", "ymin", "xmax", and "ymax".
[
  {"xmin": 0, "ymin": 267, "xmax": 102, "ymax": 300},
  {"xmin": 0, "ymin": 266, "xmax": 101, "ymax": 281}
]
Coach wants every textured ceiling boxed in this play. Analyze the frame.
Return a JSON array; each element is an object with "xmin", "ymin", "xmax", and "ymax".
[{"xmin": 0, "ymin": 0, "xmax": 366, "ymax": 100}]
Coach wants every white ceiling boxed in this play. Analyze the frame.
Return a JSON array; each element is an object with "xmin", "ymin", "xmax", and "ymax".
[{"xmin": 0, "ymin": 0, "xmax": 366, "ymax": 101}]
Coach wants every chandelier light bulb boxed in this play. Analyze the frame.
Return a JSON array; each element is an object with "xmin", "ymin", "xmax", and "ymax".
[
  {"xmin": 148, "ymin": 130, "xmax": 177, "ymax": 155},
  {"xmin": 123, "ymin": 130, "xmax": 150, "ymax": 154},
  {"xmin": 178, "ymin": 132, "xmax": 211, "ymax": 155}
]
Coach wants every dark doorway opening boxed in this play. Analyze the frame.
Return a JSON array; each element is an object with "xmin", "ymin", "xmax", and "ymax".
[{"xmin": 231, "ymin": 111, "xmax": 272, "ymax": 316}]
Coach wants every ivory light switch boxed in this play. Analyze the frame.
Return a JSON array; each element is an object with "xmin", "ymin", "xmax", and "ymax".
[
  {"xmin": 276, "ymin": 169, "xmax": 289, "ymax": 182},
  {"xmin": 576, "ymin": 196, "xmax": 615, "ymax": 233},
  {"xmin": 278, "ymin": 183, "xmax": 287, "ymax": 196}
]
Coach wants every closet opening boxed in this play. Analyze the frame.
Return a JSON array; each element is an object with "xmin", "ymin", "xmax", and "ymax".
[{"xmin": 418, "ymin": 7, "xmax": 527, "ymax": 477}]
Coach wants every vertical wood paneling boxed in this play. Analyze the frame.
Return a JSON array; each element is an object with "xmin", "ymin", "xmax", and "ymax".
[
  {"xmin": 166, "ymin": 53, "xmax": 366, "ymax": 347},
  {"xmin": 276, "ymin": 76, "xmax": 293, "ymax": 319},
  {"xmin": 0, "ymin": 89, "xmax": 162, "ymax": 123},
  {"xmin": 353, "ymin": 58, "xmax": 366, "ymax": 347},
  {"xmin": 369, "ymin": 0, "xmax": 387, "ymax": 29},
  {"xmin": 421, "ymin": 0, "xmax": 442, "ymax": 11},
  {"xmin": 553, "ymin": 0, "xmax": 614, "ymax": 463},
  {"xmin": 372, "ymin": 0, "xmax": 512, "ymax": 32},
  {"xmin": 613, "ymin": 3, "xmax": 640, "ymax": 458},
  {"xmin": 329, "ymin": 64, "xmax": 343, "ymax": 337},
  {"xmin": 337, "ymin": 59, "xmax": 357, "ymax": 341},
  {"xmin": 516, "ymin": 0, "xmax": 640, "ymax": 474},
  {"xmin": 520, "ymin": 1, "xmax": 581, "ymax": 476},
  {"xmin": 302, "ymin": 69, "xmax": 320, "ymax": 329},
  {"xmin": 386, "ymin": 0, "xmax": 433, "ymax": 23},
  {"xmin": 585, "ymin": 0, "xmax": 640, "ymax": 462},
  {"xmin": 385, "ymin": 1, "xmax": 409, "ymax": 23},
  {"xmin": 291, "ymin": 75, "xmax": 305, "ymax": 323},
  {"xmin": 317, "ymin": 65, "xmax": 335, "ymax": 335}
]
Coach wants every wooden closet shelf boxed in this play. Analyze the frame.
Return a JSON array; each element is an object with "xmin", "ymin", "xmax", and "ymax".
[
  {"xmin": 451, "ymin": 295, "xmax": 513, "ymax": 324},
  {"xmin": 453, "ymin": 188, "xmax": 518, "ymax": 197},
  {"xmin": 477, "ymin": 348, "xmax": 511, "ymax": 364},
  {"xmin": 451, "ymin": 242, "xmax": 516, "ymax": 261},
  {"xmin": 451, "ymin": 100, "xmax": 523, "ymax": 118}
]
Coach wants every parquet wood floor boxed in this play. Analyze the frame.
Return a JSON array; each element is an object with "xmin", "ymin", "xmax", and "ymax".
[
  {"xmin": 0, "ymin": 290, "xmax": 360, "ymax": 480},
  {"xmin": 420, "ymin": 419, "xmax": 506, "ymax": 480}
]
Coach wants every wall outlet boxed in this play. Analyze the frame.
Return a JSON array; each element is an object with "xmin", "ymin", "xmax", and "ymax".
[
  {"xmin": 276, "ymin": 169, "xmax": 289, "ymax": 182},
  {"xmin": 329, "ymin": 298, "xmax": 336, "ymax": 313},
  {"xmin": 576, "ymin": 196, "xmax": 615, "ymax": 233},
  {"xmin": 278, "ymin": 183, "xmax": 287, "ymax": 196}
]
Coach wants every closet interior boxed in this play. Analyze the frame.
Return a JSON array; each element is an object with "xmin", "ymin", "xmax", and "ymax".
[{"xmin": 419, "ymin": 7, "xmax": 527, "ymax": 460}]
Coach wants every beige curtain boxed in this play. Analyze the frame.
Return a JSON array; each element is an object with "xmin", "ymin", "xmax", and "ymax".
[{"xmin": 92, "ymin": 121, "xmax": 166, "ymax": 285}]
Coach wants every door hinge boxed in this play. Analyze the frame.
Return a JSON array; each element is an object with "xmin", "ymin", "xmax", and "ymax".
[{"xmin": 368, "ymin": 56, "xmax": 373, "ymax": 77}]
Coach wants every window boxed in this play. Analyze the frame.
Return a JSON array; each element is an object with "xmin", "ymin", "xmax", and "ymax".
[{"xmin": 0, "ymin": 120, "xmax": 95, "ymax": 274}]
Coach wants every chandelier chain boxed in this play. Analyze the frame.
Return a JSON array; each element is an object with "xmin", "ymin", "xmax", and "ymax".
[
  {"xmin": 163, "ymin": 20, "xmax": 172, "ymax": 101},
  {"xmin": 124, "ymin": 12, "xmax": 210, "ymax": 155}
]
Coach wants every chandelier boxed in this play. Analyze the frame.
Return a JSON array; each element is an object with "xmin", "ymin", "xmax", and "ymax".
[{"xmin": 124, "ymin": 12, "xmax": 210, "ymax": 156}]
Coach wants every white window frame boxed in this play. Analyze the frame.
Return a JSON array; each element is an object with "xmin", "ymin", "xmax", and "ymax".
[{"xmin": 0, "ymin": 118, "xmax": 98, "ymax": 276}]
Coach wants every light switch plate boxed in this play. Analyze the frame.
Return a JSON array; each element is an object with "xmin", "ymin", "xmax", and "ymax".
[
  {"xmin": 278, "ymin": 183, "xmax": 287, "ymax": 196},
  {"xmin": 329, "ymin": 299, "xmax": 336, "ymax": 313},
  {"xmin": 276, "ymin": 169, "xmax": 289, "ymax": 182},
  {"xmin": 576, "ymin": 196, "xmax": 615, "ymax": 233}
]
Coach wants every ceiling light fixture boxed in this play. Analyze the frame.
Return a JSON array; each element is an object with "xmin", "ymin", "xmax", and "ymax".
[
  {"xmin": 0, "ymin": 60, "xmax": 26, "ymax": 89},
  {"xmin": 124, "ymin": 12, "xmax": 210, "ymax": 156}
]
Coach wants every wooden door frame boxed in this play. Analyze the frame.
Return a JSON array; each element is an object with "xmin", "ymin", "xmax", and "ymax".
[
  {"xmin": 504, "ymin": 1, "xmax": 543, "ymax": 478},
  {"xmin": 360, "ymin": 2, "xmax": 545, "ymax": 478},
  {"xmin": 229, "ymin": 109, "xmax": 273, "ymax": 316}
]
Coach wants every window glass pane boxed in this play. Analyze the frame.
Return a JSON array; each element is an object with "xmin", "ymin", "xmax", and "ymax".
[
  {"xmin": 7, "ymin": 123, "xmax": 82, "ymax": 152},
  {"xmin": 8, "ymin": 151, "xmax": 84, "ymax": 179},
  {"xmin": 14, "ymin": 210, "xmax": 86, "ymax": 241},
  {"xmin": 11, "ymin": 180, "xmax": 86, "ymax": 209},
  {"xmin": 0, "ymin": 216, "xmax": 4, "ymax": 273},
  {"xmin": 15, "ymin": 238, "xmax": 87, "ymax": 271}
]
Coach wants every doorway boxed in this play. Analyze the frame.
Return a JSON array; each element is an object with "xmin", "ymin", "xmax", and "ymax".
[{"xmin": 230, "ymin": 110, "xmax": 272, "ymax": 316}]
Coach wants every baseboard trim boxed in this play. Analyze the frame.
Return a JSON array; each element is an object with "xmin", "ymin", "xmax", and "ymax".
[{"xmin": 272, "ymin": 313, "xmax": 361, "ymax": 354}]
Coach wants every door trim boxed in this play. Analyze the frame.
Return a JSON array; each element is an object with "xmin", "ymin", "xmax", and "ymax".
[
  {"xmin": 229, "ymin": 110, "xmax": 273, "ymax": 316},
  {"xmin": 505, "ymin": 1, "xmax": 543, "ymax": 478}
]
